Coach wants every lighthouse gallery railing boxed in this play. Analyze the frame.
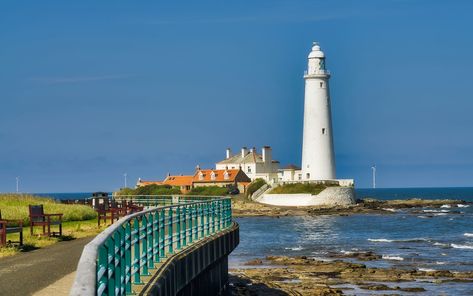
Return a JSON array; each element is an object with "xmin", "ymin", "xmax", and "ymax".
[{"xmin": 71, "ymin": 197, "xmax": 232, "ymax": 296}]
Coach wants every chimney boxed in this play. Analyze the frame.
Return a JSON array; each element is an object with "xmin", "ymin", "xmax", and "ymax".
[
  {"xmin": 167, "ymin": 172, "xmax": 171, "ymax": 177},
  {"xmin": 262, "ymin": 146, "xmax": 272, "ymax": 163},
  {"xmin": 226, "ymin": 148, "xmax": 232, "ymax": 159},
  {"xmin": 196, "ymin": 164, "xmax": 201, "ymax": 171},
  {"xmin": 249, "ymin": 147, "xmax": 254, "ymax": 153},
  {"xmin": 241, "ymin": 147, "xmax": 248, "ymax": 157}
]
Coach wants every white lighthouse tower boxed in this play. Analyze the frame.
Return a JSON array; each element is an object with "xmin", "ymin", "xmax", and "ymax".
[{"xmin": 301, "ymin": 42, "xmax": 336, "ymax": 180}]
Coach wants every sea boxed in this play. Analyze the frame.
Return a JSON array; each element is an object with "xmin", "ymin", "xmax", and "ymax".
[
  {"xmin": 33, "ymin": 187, "xmax": 473, "ymax": 295},
  {"xmin": 229, "ymin": 187, "xmax": 473, "ymax": 295}
]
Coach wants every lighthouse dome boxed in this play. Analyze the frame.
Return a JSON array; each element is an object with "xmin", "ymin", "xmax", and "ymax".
[{"xmin": 308, "ymin": 42, "xmax": 325, "ymax": 58}]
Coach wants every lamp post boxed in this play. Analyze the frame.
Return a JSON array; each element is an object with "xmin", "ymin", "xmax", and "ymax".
[
  {"xmin": 124, "ymin": 173, "xmax": 127, "ymax": 189},
  {"xmin": 16, "ymin": 176, "xmax": 20, "ymax": 193},
  {"xmin": 371, "ymin": 165, "xmax": 376, "ymax": 189}
]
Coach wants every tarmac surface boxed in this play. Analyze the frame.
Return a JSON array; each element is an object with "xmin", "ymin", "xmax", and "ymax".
[{"xmin": 0, "ymin": 236, "xmax": 92, "ymax": 295}]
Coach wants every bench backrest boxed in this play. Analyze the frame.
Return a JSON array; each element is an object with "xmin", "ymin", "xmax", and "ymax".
[{"xmin": 29, "ymin": 205, "xmax": 45, "ymax": 222}]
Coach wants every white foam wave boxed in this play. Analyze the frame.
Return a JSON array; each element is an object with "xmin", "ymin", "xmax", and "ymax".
[
  {"xmin": 441, "ymin": 204, "xmax": 451, "ymax": 208},
  {"xmin": 451, "ymin": 244, "xmax": 473, "ymax": 250},
  {"xmin": 368, "ymin": 238, "xmax": 393, "ymax": 243},
  {"xmin": 285, "ymin": 246, "xmax": 304, "ymax": 251},
  {"xmin": 457, "ymin": 204, "xmax": 470, "ymax": 208},
  {"xmin": 382, "ymin": 255, "xmax": 404, "ymax": 261},
  {"xmin": 433, "ymin": 242, "xmax": 449, "ymax": 247},
  {"xmin": 382, "ymin": 208, "xmax": 397, "ymax": 212},
  {"xmin": 436, "ymin": 261, "xmax": 446, "ymax": 265},
  {"xmin": 419, "ymin": 268, "xmax": 436, "ymax": 272},
  {"xmin": 368, "ymin": 238, "xmax": 428, "ymax": 243},
  {"xmin": 464, "ymin": 233, "xmax": 473, "ymax": 237}
]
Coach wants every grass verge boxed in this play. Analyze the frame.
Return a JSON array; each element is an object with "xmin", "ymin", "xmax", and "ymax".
[{"xmin": 0, "ymin": 194, "xmax": 102, "ymax": 258}]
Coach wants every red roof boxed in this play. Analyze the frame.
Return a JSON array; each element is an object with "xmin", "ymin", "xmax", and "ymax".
[
  {"xmin": 162, "ymin": 175, "xmax": 194, "ymax": 186},
  {"xmin": 193, "ymin": 169, "xmax": 240, "ymax": 183}
]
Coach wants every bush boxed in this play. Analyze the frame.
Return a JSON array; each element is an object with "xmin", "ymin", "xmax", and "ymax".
[
  {"xmin": 0, "ymin": 194, "xmax": 97, "ymax": 226},
  {"xmin": 246, "ymin": 178, "xmax": 267, "ymax": 197},
  {"xmin": 270, "ymin": 183, "xmax": 327, "ymax": 195},
  {"xmin": 187, "ymin": 186, "xmax": 229, "ymax": 196},
  {"xmin": 115, "ymin": 185, "xmax": 181, "ymax": 196}
]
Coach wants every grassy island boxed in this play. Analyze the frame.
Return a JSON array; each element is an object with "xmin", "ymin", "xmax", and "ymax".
[{"xmin": 0, "ymin": 194, "xmax": 102, "ymax": 258}]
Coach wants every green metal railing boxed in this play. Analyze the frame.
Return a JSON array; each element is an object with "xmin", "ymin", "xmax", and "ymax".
[{"xmin": 71, "ymin": 197, "xmax": 232, "ymax": 296}]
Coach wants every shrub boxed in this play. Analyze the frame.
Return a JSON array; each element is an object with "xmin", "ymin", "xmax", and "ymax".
[
  {"xmin": 187, "ymin": 186, "xmax": 228, "ymax": 196},
  {"xmin": 246, "ymin": 178, "xmax": 267, "ymax": 197},
  {"xmin": 115, "ymin": 185, "xmax": 181, "ymax": 196}
]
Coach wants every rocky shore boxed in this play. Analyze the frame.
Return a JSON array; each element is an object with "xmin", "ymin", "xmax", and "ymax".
[
  {"xmin": 229, "ymin": 255, "xmax": 473, "ymax": 295},
  {"xmin": 232, "ymin": 197, "xmax": 469, "ymax": 218}
]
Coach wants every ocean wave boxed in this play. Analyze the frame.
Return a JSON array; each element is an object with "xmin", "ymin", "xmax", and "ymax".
[
  {"xmin": 457, "ymin": 204, "xmax": 470, "ymax": 208},
  {"xmin": 419, "ymin": 268, "xmax": 436, "ymax": 272},
  {"xmin": 382, "ymin": 255, "xmax": 404, "ymax": 261},
  {"xmin": 451, "ymin": 244, "xmax": 473, "ymax": 250},
  {"xmin": 423, "ymin": 209, "xmax": 449, "ymax": 213},
  {"xmin": 417, "ymin": 215, "xmax": 430, "ymax": 219},
  {"xmin": 285, "ymin": 246, "xmax": 304, "ymax": 251},
  {"xmin": 368, "ymin": 238, "xmax": 393, "ymax": 243},
  {"xmin": 382, "ymin": 208, "xmax": 397, "ymax": 212},
  {"xmin": 368, "ymin": 238, "xmax": 428, "ymax": 243},
  {"xmin": 441, "ymin": 204, "xmax": 451, "ymax": 208},
  {"xmin": 464, "ymin": 233, "xmax": 473, "ymax": 237},
  {"xmin": 433, "ymin": 242, "xmax": 449, "ymax": 247},
  {"xmin": 436, "ymin": 261, "xmax": 446, "ymax": 265}
]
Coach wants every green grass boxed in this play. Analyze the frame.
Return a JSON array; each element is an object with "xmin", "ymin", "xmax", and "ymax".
[
  {"xmin": 246, "ymin": 178, "xmax": 267, "ymax": 197},
  {"xmin": 0, "ymin": 194, "xmax": 101, "ymax": 258},
  {"xmin": 269, "ymin": 183, "xmax": 328, "ymax": 195},
  {"xmin": 0, "ymin": 194, "xmax": 97, "ymax": 226}
]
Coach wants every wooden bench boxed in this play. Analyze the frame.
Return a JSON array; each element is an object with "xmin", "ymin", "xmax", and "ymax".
[
  {"xmin": 0, "ymin": 210, "xmax": 23, "ymax": 246},
  {"xmin": 29, "ymin": 205, "xmax": 63, "ymax": 237},
  {"xmin": 95, "ymin": 203, "xmax": 120, "ymax": 226}
]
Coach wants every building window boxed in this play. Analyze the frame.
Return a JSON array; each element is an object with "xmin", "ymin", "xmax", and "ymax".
[
  {"xmin": 224, "ymin": 172, "xmax": 229, "ymax": 180},
  {"xmin": 320, "ymin": 82, "xmax": 324, "ymax": 88},
  {"xmin": 298, "ymin": 174, "xmax": 302, "ymax": 180},
  {"xmin": 198, "ymin": 172, "xmax": 204, "ymax": 181},
  {"xmin": 306, "ymin": 173, "xmax": 310, "ymax": 179},
  {"xmin": 247, "ymin": 166, "xmax": 252, "ymax": 173},
  {"xmin": 210, "ymin": 172, "xmax": 216, "ymax": 180},
  {"xmin": 322, "ymin": 128, "xmax": 326, "ymax": 134}
]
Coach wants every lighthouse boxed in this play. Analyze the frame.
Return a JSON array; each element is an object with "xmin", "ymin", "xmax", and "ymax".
[{"xmin": 301, "ymin": 42, "xmax": 336, "ymax": 180}]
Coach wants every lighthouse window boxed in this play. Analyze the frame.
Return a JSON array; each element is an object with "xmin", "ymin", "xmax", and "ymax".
[
  {"xmin": 322, "ymin": 128, "xmax": 326, "ymax": 134},
  {"xmin": 320, "ymin": 82, "xmax": 323, "ymax": 88},
  {"xmin": 306, "ymin": 173, "xmax": 310, "ymax": 179}
]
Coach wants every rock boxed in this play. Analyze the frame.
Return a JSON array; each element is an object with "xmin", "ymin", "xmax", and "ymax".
[{"xmin": 244, "ymin": 259, "xmax": 263, "ymax": 265}]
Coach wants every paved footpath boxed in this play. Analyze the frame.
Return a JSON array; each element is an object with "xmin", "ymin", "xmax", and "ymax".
[{"xmin": 0, "ymin": 237, "xmax": 93, "ymax": 295}]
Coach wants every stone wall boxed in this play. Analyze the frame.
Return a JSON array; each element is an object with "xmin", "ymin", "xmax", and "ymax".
[{"xmin": 258, "ymin": 186, "xmax": 356, "ymax": 207}]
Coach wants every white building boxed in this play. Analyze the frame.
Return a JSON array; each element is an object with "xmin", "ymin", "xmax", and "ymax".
[
  {"xmin": 215, "ymin": 146, "xmax": 279, "ymax": 183},
  {"xmin": 301, "ymin": 42, "xmax": 336, "ymax": 180}
]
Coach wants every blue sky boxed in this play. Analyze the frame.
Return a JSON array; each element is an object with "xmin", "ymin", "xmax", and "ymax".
[{"xmin": 1, "ymin": 0, "xmax": 472, "ymax": 192}]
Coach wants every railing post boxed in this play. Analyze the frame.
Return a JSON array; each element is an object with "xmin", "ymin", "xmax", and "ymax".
[
  {"xmin": 159, "ymin": 209, "xmax": 165, "ymax": 260},
  {"xmin": 168, "ymin": 207, "xmax": 173, "ymax": 254},
  {"xmin": 124, "ymin": 223, "xmax": 132, "ymax": 294},
  {"xmin": 152, "ymin": 212, "xmax": 159, "ymax": 263},
  {"xmin": 176, "ymin": 207, "xmax": 181, "ymax": 250},
  {"xmin": 188, "ymin": 205, "xmax": 193, "ymax": 244},
  {"xmin": 200, "ymin": 203, "xmax": 204, "ymax": 238},
  {"xmin": 141, "ymin": 215, "xmax": 150, "ymax": 276},
  {"xmin": 183, "ymin": 205, "xmax": 187, "ymax": 246},
  {"xmin": 97, "ymin": 245, "xmax": 108, "ymax": 296},
  {"xmin": 106, "ymin": 237, "xmax": 116, "ymax": 296},
  {"xmin": 133, "ymin": 217, "xmax": 143, "ymax": 285},
  {"xmin": 147, "ymin": 214, "xmax": 154, "ymax": 270},
  {"xmin": 206, "ymin": 203, "xmax": 210, "ymax": 235},
  {"xmin": 212, "ymin": 201, "xmax": 216, "ymax": 234}
]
